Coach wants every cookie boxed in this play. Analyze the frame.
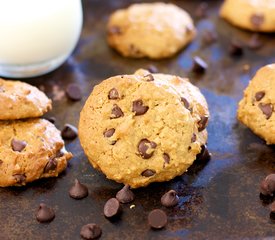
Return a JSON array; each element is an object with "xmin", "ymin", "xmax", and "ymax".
[
  {"xmin": 107, "ymin": 3, "xmax": 196, "ymax": 59},
  {"xmin": 220, "ymin": 0, "xmax": 275, "ymax": 32},
  {"xmin": 0, "ymin": 119, "xmax": 73, "ymax": 187},
  {"xmin": 0, "ymin": 78, "xmax": 52, "ymax": 120},
  {"xmin": 79, "ymin": 69, "xmax": 209, "ymax": 188},
  {"xmin": 238, "ymin": 64, "xmax": 275, "ymax": 144}
]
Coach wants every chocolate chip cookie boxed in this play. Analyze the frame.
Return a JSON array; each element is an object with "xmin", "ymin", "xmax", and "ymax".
[
  {"xmin": 79, "ymin": 69, "xmax": 209, "ymax": 188},
  {"xmin": 107, "ymin": 3, "xmax": 196, "ymax": 59},
  {"xmin": 0, "ymin": 78, "xmax": 52, "ymax": 120},
  {"xmin": 238, "ymin": 64, "xmax": 275, "ymax": 144},
  {"xmin": 0, "ymin": 119, "xmax": 72, "ymax": 187},
  {"xmin": 220, "ymin": 0, "xmax": 275, "ymax": 32}
]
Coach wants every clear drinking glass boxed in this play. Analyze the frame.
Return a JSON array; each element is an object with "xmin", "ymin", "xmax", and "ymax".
[{"xmin": 0, "ymin": 0, "xmax": 83, "ymax": 78}]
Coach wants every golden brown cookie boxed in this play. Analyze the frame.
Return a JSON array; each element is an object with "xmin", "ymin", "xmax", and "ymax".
[
  {"xmin": 0, "ymin": 119, "xmax": 73, "ymax": 187},
  {"xmin": 0, "ymin": 78, "xmax": 52, "ymax": 120},
  {"xmin": 220, "ymin": 0, "xmax": 275, "ymax": 32},
  {"xmin": 79, "ymin": 69, "xmax": 209, "ymax": 188},
  {"xmin": 238, "ymin": 64, "xmax": 275, "ymax": 144},
  {"xmin": 107, "ymin": 3, "xmax": 196, "ymax": 59}
]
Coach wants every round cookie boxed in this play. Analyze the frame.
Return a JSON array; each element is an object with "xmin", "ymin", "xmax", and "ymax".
[
  {"xmin": 238, "ymin": 64, "xmax": 275, "ymax": 144},
  {"xmin": 220, "ymin": 0, "xmax": 275, "ymax": 32},
  {"xmin": 79, "ymin": 69, "xmax": 209, "ymax": 188},
  {"xmin": 0, "ymin": 119, "xmax": 73, "ymax": 187},
  {"xmin": 107, "ymin": 3, "xmax": 196, "ymax": 59},
  {"xmin": 0, "ymin": 78, "xmax": 52, "ymax": 120}
]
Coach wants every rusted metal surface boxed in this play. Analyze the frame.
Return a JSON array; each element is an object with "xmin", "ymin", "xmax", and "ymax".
[{"xmin": 1, "ymin": 0, "xmax": 275, "ymax": 239}]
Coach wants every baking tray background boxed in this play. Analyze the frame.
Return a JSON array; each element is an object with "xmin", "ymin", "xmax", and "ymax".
[{"xmin": 1, "ymin": 0, "xmax": 275, "ymax": 239}]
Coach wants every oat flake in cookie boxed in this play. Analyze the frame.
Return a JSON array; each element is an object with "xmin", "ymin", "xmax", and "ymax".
[
  {"xmin": 0, "ymin": 78, "xmax": 52, "ymax": 120},
  {"xmin": 0, "ymin": 119, "xmax": 72, "ymax": 187},
  {"xmin": 79, "ymin": 69, "xmax": 209, "ymax": 188}
]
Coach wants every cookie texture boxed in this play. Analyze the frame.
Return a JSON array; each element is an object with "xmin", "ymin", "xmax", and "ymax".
[
  {"xmin": 220, "ymin": 0, "xmax": 275, "ymax": 32},
  {"xmin": 0, "ymin": 119, "xmax": 73, "ymax": 187},
  {"xmin": 238, "ymin": 64, "xmax": 275, "ymax": 144},
  {"xmin": 0, "ymin": 78, "xmax": 52, "ymax": 120},
  {"xmin": 107, "ymin": 3, "xmax": 196, "ymax": 59},
  {"xmin": 79, "ymin": 69, "xmax": 209, "ymax": 188}
]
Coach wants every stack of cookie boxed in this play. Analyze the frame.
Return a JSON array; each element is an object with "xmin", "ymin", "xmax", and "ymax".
[{"xmin": 0, "ymin": 78, "xmax": 72, "ymax": 187}]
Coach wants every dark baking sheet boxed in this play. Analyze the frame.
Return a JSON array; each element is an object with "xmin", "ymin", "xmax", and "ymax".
[{"xmin": 1, "ymin": 0, "xmax": 275, "ymax": 239}]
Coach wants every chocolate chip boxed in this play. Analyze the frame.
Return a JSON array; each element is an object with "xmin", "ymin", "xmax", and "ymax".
[
  {"xmin": 138, "ymin": 139, "xmax": 157, "ymax": 159},
  {"xmin": 260, "ymin": 174, "xmax": 275, "ymax": 196},
  {"xmin": 36, "ymin": 203, "xmax": 55, "ymax": 223},
  {"xmin": 196, "ymin": 145, "xmax": 211, "ymax": 162},
  {"xmin": 163, "ymin": 153, "xmax": 170, "ymax": 164},
  {"xmin": 0, "ymin": 86, "xmax": 5, "ymax": 93},
  {"xmin": 104, "ymin": 128, "xmax": 115, "ymax": 138},
  {"xmin": 103, "ymin": 198, "xmax": 121, "ymax": 218},
  {"xmin": 108, "ymin": 26, "xmax": 122, "ymax": 35},
  {"xmin": 11, "ymin": 139, "xmax": 27, "ymax": 152},
  {"xmin": 80, "ymin": 223, "xmax": 102, "ymax": 240},
  {"xmin": 69, "ymin": 179, "xmax": 89, "ymax": 200},
  {"xmin": 192, "ymin": 56, "xmax": 208, "ymax": 74},
  {"xmin": 250, "ymin": 14, "xmax": 264, "ymax": 28},
  {"xmin": 44, "ymin": 158, "xmax": 57, "ymax": 173},
  {"xmin": 202, "ymin": 30, "xmax": 217, "ymax": 45},
  {"xmin": 247, "ymin": 34, "xmax": 263, "ymax": 50},
  {"xmin": 46, "ymin": 117, "xmax": 56, "ymax": 124},
  {"xmin": 116, "ymin": 184, "xmax": 135, "ymax": 204},
  {"xmin": 144, "ymin": 74, "xmax": 154, "ymax": 82},
  {"xmin": 161, "ymin": 190, "xmax": 179, "ymax": 207},
  {"xmin": 255, "ymin": 91, "xmax": 265, "ymax": 101},
  {"xmin": 198, "ymin": 116, "xmax": 208, "ymax": 132},
  {"xmin": 111, "ymin": 104, "xmax": 124, "ymax": 119},
  {"xmin": 132, "ymin": 99, "xmax": 149, "ymax": 116},
  {"xmin": 148, "ymin": 209, "xmax": 167, "ymax": 229},
  {"xmin": 0, "ymin": 160, "xmax": 3, "ymax": 165},
  {"xmin": 66, "ymin": 83, "xmax": 82, "ymax": 101},
  {"xmin": 61, "ymin": 124, "xmax": 78, "ymax": 140},
  {"xmin": 181, "ymin": 97, "xmax": 190, "ymax": 110},
  {"xmin": 13, "ymin": 174, "xmax": 26, "ymax": 184},
  {"xmin": 195, "ymin": 2, "xmax": 208, "ymax": 18},
  {"xmin": 270, "ymin": 202, "xmax": 275, "ymax": 221},
  {"xmin": 141, "ymin": 169, "xmax": 156, "ymax": 177},
  {"xmin": 259, "ymin": 103, "xmax": 273, "ymax": 119},
  {"xmin": 229, "ymin": 40, "xmax": 243, "ymax": 56},
  {"xmin": 108, "ymin": 88, "xmax": 119, "ymax": 100},
  {"xmin": 191, "ymin": 133, "xmax": 197, "ymax": 143},
  {"xmin": 147, "ymin": 65, "xmax": 158, "ymax": 73}
]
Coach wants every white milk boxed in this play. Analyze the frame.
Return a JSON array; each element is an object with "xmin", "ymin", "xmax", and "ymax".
[{"xmin": 0, "ymin": 0, "xmax": 83, "ymax": 78}]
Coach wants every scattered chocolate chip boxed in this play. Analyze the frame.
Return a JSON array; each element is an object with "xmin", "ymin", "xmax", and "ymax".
[
  {"xmin": 66, "ymin": 83, "xmax": 82, "ymax": 101},
  {"xmin": 202, "ymin": 30, "xmax": 217, "ymax": 45},
  {"xmin": 13, "ymin": 174, "xmax": 26, "ymax": 184},
  {"xmin": 103, "ymin": 198, "xmax": 121, "ymax": 218},
  {"xmin": 192, "ymin": 56, "xmax": 208, "ymax": 74},
  {"xmin": 195, "ymin": 2, "xmax": 208, "ymax": 18},
  {"xmin": 161, "ymin": 190, "xmax": 179, "ymax": 207},
  {"xmin": 44, "ymin": 158, "xmax": 57, "ymax": 173},
  {"xmin": 0, "ymin": 160, "xmax": 3, "ymax": 165},
  {"xmin": 198, "ymin": 116, "xmax": 208, "ymax": 132},
  {"xmin": 104, "ymin": 128, "xmax": 115, "ymax": 138},
  {"xmin": 69, "ymin": 179, "xmax": 89, "ymax": 200},
  {"xmin": 46, "ymin": 117, "xmax": 56, "ymax": 124},
  {"xmin": 116, "ymin": 184, "xmax": 135, "ymax": 204},
  {"xmin": 108, "ymin": 26, "xmax": 122, "ymax": 35},
  {"xmin": 108, "ymin": 88, "xmax": 119, "ymax": 100},
  {"xmin": 0, "ymin": 86, "xmax": 5, "ymax": 93},
  {"xmin": 147, "ymin": 65, "xmax": 158, "ymax": 73},
  {"xmin": 196, "ymin": 145, "xmax": 211, "ymax": 162},
  {"xmin": 247, "ymin": 34, "xmax": 263, "ymax": 50},
  {"xmin": 181, "ymin": 97, "xmax": 190, "ymax": 110},
  {"xmin": 255, "ymin": 91, "xmax": 265, "ymax": 101},
  {"xmin": 132, "ymin": 99, "xmax": 149, "ymax": 116},
  {"xmin": 191, "ymin": 133, "xmax": 197, "ymax": 143},
  {"xmin": 270, "ymin": 202, "xmax": 275, "ymax": 221},
  {"xmin": 148, "ymin": 209, "xmax": 167, "ymax": 229},
  {"xmin": 36, "ymin": 203, "xmax": 55, "ymax": 223},
  {"xmin": 80, "ymin": 223, "xmax": 102, "ymax": 240},
  {"xmin": 250, "ymin": 14, "xmax": 264, "ymax": 28},
  {"xmin": 11, "ymin": 139, "xmax": 27, "ymax": 152},
  {"xmin": 111, "ymin": 104, "xmax": 124, "ymax": 119},
  {"xmin": 61, "ymin": 124, "xmax": 78, "ymax": 140},
  {"xmin": 141, "ymin": 169, "xmax": 156, "ymax": 177},
  {"xmin": 143, "ymin": 74, "xmax": 154, "ymax": 82},
  {"xmin": 229, "ymin": 40, "xmax": 243, "ymax": 56},
  {"xmin": 259, "ymin": 103, "xmax": 273, "ymax": 120},
  {"xmin": 163, "ymin": 153, "xmax": 170, "ymax": 164},
  {"xmin": 138, "ymin": 139, "xmax": 157, "ymax": 159},
  {"xmin": 260, "ymin": 174, "xmax": 275, "ymax": 197},
  {"xmin": 129, "ymin": 44, "xmax": 141, "ymax": 54}
]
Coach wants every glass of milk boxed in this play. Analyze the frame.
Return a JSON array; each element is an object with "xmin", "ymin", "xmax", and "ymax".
[{"xmin": 0, "ymin": 0, "xmax": 83, "ymax": 78}]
